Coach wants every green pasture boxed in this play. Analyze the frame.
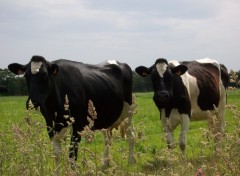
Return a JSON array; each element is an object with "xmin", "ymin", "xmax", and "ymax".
[{"xmin": 0, "ymin": 90, "xmax": 239, "ymax": 175}]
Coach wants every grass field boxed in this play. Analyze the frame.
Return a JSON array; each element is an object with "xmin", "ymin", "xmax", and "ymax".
[{"xmin": 0, "ymin": 90, "xmax": 239, "ymax": 175}]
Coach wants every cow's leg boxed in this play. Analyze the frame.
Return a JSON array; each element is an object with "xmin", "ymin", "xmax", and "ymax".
[
  {"xmin": 51, "ymin": 127, "xmax": 69, "ymax": 175},
  {"xmin": 161, "ymin": 110, "xmax": 177, "ymax": 149},
  {"xmin": 119, "ymin": 121, "xmax": 127, "ymax": 138},
  {"xmin": 212, "ymin": 107, "xmax": 225, "ymax": 142},
  {"xmin": 69, "ymin": 128, "xmax": 81, "ymax": 166},
  {"xmin": 178, "ymin": 114, "xmax": 190, "ymax": 155},
  {"xmin": 215, "ymin": 87, "xmax": 226, "ymax": 141},
  {"xmin": 217, "ymin": 109, "xmax": 225, "ymax": 135},
  {"xmin": 161, "ymin": 116, "xmax": 174, "ymax": 149},
  {"xmin": 102, "ymin": 129, "xmax": 112, "ymax": 168},
  {"xmin": 127, "ymin": 115, "xmax": 136, "ymax": 164},
  {"xmin": 124, "ymin": 102, "xmax": 136, "ymax": 164}
]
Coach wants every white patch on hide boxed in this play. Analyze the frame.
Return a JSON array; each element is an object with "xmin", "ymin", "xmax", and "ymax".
[
  {"xmin": 107, "ymin": 60, "xmax": 118, "ymax": 65},
  {"xmin": 156, "ymin": 62, "xmax": 167, "ymax": 77},
  {"xmin": 196, "ymin": 58, "xmax": 220, "ymax": 70},
  {"xmin": 31, "ymin": 61, "xmax": 42, "ymax": 74},
  {"xmin": 168, "ymin": 60, "xmax": 180, "ymax": 67}
]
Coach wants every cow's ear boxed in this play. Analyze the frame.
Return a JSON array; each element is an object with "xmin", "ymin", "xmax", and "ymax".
[
  {"xmin": 8, "ymin": 63, "xmax": 26, "ymax": 75},
  {"xmin": 172, "ymin": 65, "xmax": 188, "ymax": 76},
  {"xmin": 135, "ymin": 66, "xmax": 151, "ymax": 77},
  {"xmin": 50, "ymin": 64, "xmax": 59, "ymax": 75}
]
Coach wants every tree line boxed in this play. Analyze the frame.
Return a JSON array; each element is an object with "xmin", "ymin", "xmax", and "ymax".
[
  {"xmin": 0, "ymin": 68, "xmax": 153, "ymax": 96},
  {"xmin": 0, "ymin": 68, "xmax": 239, "ymax": 96}
]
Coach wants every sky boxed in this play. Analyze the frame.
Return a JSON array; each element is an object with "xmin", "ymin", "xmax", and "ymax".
[{"xmin": 1, "ymin": 0, "xmax": 240, "ymax": 71}]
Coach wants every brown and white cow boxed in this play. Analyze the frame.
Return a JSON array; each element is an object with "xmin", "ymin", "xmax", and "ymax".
[{"xmin": 135, "ymin": 58, "xmax": 229, "ymax": 154}]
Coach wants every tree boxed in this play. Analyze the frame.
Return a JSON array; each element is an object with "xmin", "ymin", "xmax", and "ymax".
[
  {"xmin": 132, "ymin": 71, "xmax": 152, "ymax": 92},
  {"xmin": 0, "ymin": 68, "xmax": 27, "ymax": 95}
]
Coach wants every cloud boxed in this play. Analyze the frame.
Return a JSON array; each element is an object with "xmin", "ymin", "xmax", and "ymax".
[{"xmin": 0, "ymin": 0, "xmax": 240, "ymax": 71}]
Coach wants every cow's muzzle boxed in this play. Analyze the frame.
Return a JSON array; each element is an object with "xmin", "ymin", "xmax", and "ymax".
[
  {"xmin": 156, "ymin": 91, "xmax": 169, "ymax": 100},
  {"xmin": 154, "ymin": 91, "xmax": 170, "ymax": 107}
]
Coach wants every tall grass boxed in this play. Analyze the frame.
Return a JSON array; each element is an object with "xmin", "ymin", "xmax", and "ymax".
[{"xmin": 0, "ymin": 91, "xmax": 239, "ymax": 175}]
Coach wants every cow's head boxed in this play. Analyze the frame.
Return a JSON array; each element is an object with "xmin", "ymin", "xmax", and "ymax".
[
  {"xmin": 135, "ymin": 58, "xmax": 188, "ymax": 109},
  {"xmin": 8, "ymin": 55, "xmax": 59, "ymax": 110}
]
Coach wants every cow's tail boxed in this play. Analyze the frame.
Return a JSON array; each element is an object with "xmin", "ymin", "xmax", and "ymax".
[{"xmin": 220, "ymin": 64, "xmax": 230, "ymax": 104}]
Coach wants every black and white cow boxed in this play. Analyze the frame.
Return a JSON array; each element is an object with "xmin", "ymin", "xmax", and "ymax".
[
  {"xmin": 135, "ymin": 58, "xmax": 229, "ymax": 154},
  {"xmin": 8, "ymin": 55, "xmax": 135, "ymax": 169}
]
